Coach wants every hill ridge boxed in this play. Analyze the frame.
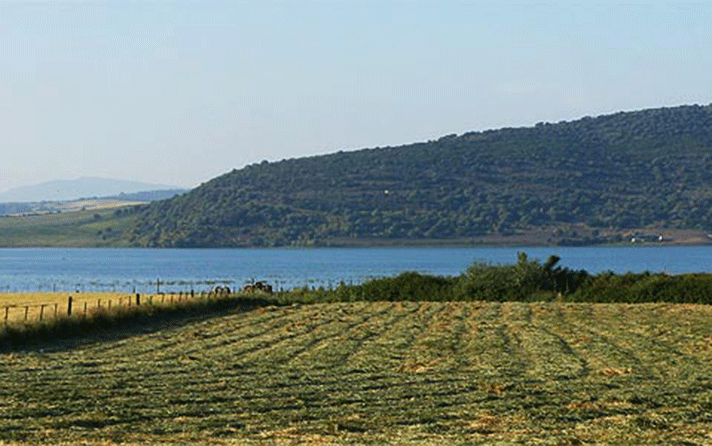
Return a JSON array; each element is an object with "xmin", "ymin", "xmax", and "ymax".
[{"xmin": 126, "ymin": 103, "xmax": 712, "ymax": 247}]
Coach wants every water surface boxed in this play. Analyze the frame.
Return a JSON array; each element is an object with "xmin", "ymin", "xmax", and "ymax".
[{"xmin": 0, "ymin": 246, "xmax": 710, "ymax": 294}]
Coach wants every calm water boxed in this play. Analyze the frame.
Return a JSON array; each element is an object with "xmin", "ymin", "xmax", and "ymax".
[{"xmin": 0, "ymin": 246, "xmax": 711, "ymax": 294}]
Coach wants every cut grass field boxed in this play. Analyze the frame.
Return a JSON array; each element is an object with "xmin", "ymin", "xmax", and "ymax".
[{"xmin": 2, "ymin": 301, "xmax": 712, "ymax": 444}]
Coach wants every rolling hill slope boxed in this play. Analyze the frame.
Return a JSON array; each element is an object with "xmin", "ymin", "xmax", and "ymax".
[{"xmin": 127, "ymin": 104, "xmax": 712, "ymax": 247}]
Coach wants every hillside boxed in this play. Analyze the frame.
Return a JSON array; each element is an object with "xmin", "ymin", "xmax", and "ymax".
[
  {"xmin": 0, "ymin": 206, "xmax": 139, "ymax": 247},
  {"xmin": 128, "ymin": 104, "xmax": 712, "ymax": 247}
]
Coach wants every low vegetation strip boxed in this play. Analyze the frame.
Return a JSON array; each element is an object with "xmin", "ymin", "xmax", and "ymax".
[
  {"xmin": 284, "ymin": 252, "xmax": 712, "ymax": 305},
  {"xmin": 2, "ymin": 301, "xmax": 712, "ymax": 444},
  {"xmin": 0, "ymin": 291, "xmax": 276, "ymax": 350}
]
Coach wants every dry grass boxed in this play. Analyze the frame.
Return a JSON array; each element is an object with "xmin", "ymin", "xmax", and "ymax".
[
  {"xmin": 2, "ymin": 301, "xmax": 712, "ymax": 444},
  {"xmin": 0, "ymin": 292, "xmax": 129, "ymax": 323},
  {"xmin": 0, "ymin": 292, "xmax": 198, "ymax": 324}
]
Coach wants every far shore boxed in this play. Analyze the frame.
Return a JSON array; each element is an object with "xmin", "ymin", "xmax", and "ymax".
[{"xmin": 1, "ymin": 227, "xmax": 711, "ymax": 249}]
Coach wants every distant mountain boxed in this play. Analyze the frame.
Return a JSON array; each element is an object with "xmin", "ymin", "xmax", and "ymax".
[
  {"xmin": 0, "ymin": 177, "xmax": 183, "ymax": 203},
  {"xmin": 126, "ymin": 104, "xmax": 712, "ymax": 247}
]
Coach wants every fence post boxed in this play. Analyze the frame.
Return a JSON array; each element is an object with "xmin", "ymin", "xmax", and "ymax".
[
  {"xmin": 136, "ymin": 293, "xmax": 140, "ymax": 306},
  {"xmin": 83, "ymin": 302, "xmax": 87, "ymax": 316},
  {"xmin": 4, "ymin": 306, "xmax": 8, "ymax": 324},
  {"xmin": 54, "ymin": 303, "xmax": 58, "ymax": 318},
  {"xmin": 39, "ymin": 304, "xmax": 45, "ymax": 321},
  {"xmin": 67, "ymin": 296, "xmax": 73, "ymax": 316},
  {"xmin": 24, "ymin": 306, "xmax": 29, "ymax": 321}
]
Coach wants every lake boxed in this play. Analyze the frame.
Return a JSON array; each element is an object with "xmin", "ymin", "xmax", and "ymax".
[{"xmin": 0, "ymin": 246, "xmax": 711, "ymax": 294}]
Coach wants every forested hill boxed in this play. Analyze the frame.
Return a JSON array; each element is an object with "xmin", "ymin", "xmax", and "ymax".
[{"xmin": 127, "ymin": 104, "xmax": 712, "ymax": 247}]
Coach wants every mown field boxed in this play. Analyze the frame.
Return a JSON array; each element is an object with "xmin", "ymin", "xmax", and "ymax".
[{"xmin": 2, "ymin": 301, "xmax": 712, "ymax": 445}]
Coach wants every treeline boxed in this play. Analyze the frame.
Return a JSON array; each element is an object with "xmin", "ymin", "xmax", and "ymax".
[
  {"xmin": 107, "ymin": 189, "xmax": 188, "ymax": 202},
  {"xmin": 126, "ymin": 104, "xmax": 712, "ymax": 247},
  {"xmin": 280, "ymin": 253, "xmax": 712, "ymax": 305}
]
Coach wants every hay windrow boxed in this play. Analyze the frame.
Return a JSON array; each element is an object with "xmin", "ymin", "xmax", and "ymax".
[{"xmin": 2, "ymin": 301, "xmax": 712, "ymax": 444}]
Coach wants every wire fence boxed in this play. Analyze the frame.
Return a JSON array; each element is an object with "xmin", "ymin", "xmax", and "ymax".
[{"xmin": 2, "ymin": 289, "xmax": 232, "ymax": 326}]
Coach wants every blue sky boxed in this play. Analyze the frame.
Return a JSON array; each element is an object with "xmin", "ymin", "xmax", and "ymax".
[{"xmin": 1, "ymin": 1, "xmax": 711, "ymax": 192}]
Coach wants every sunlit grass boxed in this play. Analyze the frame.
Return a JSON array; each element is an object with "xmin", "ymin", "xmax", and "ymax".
[
  {"xmin": 0, "ymin": 290, "xmax": 273, "ymax": 349},
  {"xmin": 0, "ymin": 292, "xmax": 128, "ymax": 323},
  {"xmin": 0, "ymin": 292, "xmax": 185, "ymax": 323},
  {"xmin": 3, "ymin": 301, "xmax": 712, "ymax": 444}
]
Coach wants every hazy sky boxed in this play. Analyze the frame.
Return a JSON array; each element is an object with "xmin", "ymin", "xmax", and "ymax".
[{"xmin": 1, "ymin": 1, "xmax": 711, "ymax": 192}]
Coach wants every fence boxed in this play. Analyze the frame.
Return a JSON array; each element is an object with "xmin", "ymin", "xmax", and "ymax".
[{"xmin": 1, "ymin": 289, "xmax": 233, "ymax": 326}]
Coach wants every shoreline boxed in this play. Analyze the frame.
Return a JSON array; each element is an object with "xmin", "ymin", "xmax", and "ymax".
[{"xmin": 1, "ymin": 227, "xmax": 712, "ymax": 249}]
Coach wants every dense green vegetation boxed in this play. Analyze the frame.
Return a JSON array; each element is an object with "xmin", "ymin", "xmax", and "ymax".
[
  {"xmin": 127, "ymin": 104, "xmax": 712, "ymax": 247},
  {"xmin": 284, "ymin": 252, "xmax": 712, "ymax": 306}
]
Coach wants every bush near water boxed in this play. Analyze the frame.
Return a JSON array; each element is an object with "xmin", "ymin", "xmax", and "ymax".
[{"xmin": 287, "ymin": 252, "xmax": 712, "ymax": 305}]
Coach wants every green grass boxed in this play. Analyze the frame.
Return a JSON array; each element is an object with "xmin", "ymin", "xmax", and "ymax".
[
  {"xmin": 2, "ymin": 301, "xmax": 712, "ymax": 444},
  {"xmin": 289, "ymin": 253, "xmax": 712, "ymax": 305},
  {"xmin": 0, "ymin": 207, "xmax": 138, "ymax": 247}
]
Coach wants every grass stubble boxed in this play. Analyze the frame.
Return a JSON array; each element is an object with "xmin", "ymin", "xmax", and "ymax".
[{"xmin": 1, "ymin": 300, "xmax": 712, "ymax": 444}]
